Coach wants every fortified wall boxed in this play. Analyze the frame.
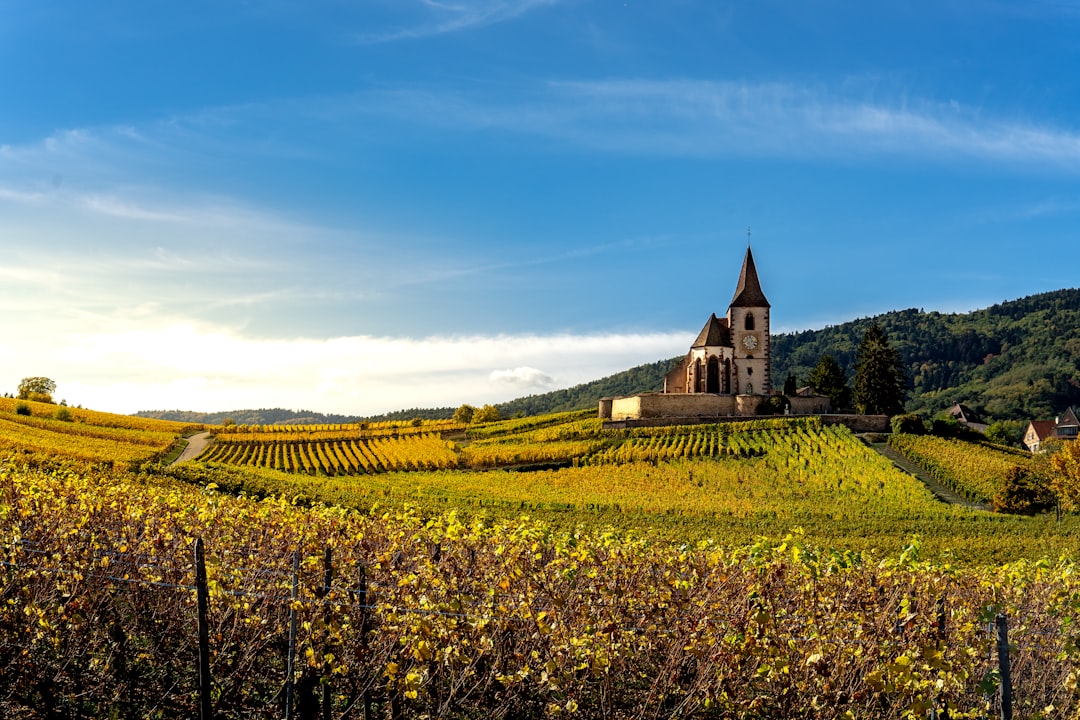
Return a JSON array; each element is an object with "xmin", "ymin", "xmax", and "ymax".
[{"xmin": 599, "ymin": 392, "xmax": 830, "ymax": 421}]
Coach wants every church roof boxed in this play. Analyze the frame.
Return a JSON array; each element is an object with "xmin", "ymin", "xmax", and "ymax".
[
  {"xmin": 730, "ymin": 246, "xmax": 770, "ymax": 308},
  {"xmin": 692, "ymin": 313, "xmax": 730, "ymax": 348}
]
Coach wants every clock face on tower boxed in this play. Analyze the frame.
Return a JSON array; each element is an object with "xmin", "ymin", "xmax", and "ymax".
[{"xmin": 742, "ymin": 334, "xmax": 758, "ymax": 351}]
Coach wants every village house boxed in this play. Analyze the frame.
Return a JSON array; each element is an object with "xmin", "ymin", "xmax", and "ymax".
[{"xmin": 1023, "ymin": 407, "xmax": 1080, "ymax": 452}]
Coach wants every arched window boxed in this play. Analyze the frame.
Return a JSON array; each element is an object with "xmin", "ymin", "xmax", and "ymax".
[{"xmin": 744, "ymin": 313, "xmax": 755, "ymax": 331}]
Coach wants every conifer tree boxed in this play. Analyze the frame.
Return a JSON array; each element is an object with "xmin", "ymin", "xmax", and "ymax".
[
  {"xmin": 853, "ymin": 324, "xmax": 907, "ymax": 416},
  {"xmin": 808, "ymin": 355, "xmax": 851, "ymax": 411}
]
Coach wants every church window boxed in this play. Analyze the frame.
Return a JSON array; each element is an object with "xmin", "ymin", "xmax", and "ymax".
[{"xmin": 745, "ymin": 313, "xmax": 755, "ymax": 331}]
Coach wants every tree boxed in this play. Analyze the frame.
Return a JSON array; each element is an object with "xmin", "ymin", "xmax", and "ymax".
[
  {"xmin": 17, "ymin": 376, "xmax": 56, "ymax": 404},
  {"xmin": 986, "ymin": 420, "xmax": 1025, "ymax": 447},
  {"xmin": 853, "ymin": 325, "xmax": 906, "ymax": 416},
  {"xmin": 782, "ymin": 373, "xmax": 797, "ymax": 396},
  {"xmin": 808, "ymin": 355, "xmax": 851, "ymax": 411},
  {"xmin": 472, "ymin": 404, "xmax": 502, "ymax": 424},
  {"xmin": 993, "ymin": 466, "xmax": 1054, "ymax": 515},
  {"xmin": 1050, "ymin": 441, "xmax": 1080, "ymax": 512},
  {"xmin": 452, "ymin": 404, "xmax": 476, "ymax": 424}
]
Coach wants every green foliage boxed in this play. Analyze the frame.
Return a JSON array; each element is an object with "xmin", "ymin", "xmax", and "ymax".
[
  {"xmin": 930, "ymin": 415, "xmax": 962, "ymax": 438},
  {"xmin": 494, "ymin": 358, "xmax": 682, "ymax": 417},
  {"xmin": 808, "ymin": 355, "xmax": 851, "ymax": 411},
  {"xmin": 756, "ymin": 395, "xmax": 790, "ymax": 415},
  {"xmin": 891, "ymin": 413, "xmax": 926, "ymax": 435},
  {"xmin": 985, "ymin": 420, "xmax": 1026, "ymax": 447},
  {"xmin": 472, "ymin": 404, "xmax": 502, "ymax": 424},
  {"xmin": 782, "ymin": 373, "xmax": 797, "ymax": 395},
  {"xmin": 992, "ymin": 466, "xmax": 1054, "ymax": 515},
  {"xmin": 17, "ymin": 376, "xmax": 56, "ymax": 402},
  {"xmin": 772, "ymin": 289, "xmax": 1080, "ymax": 421},
  {"xmin": 854, "ymin": 325, "xmax": 907, "ymax": 416},
  {"xmin": 14, "ymin": 402, "xmax": 30, "ymax": 416},
  {"xmin": 53, "ymin": 406, "xmax": 72, "ymax": 422},
  {"xmin": 452, "ymin": 404, "xmax": 476, "ymax": 424}
]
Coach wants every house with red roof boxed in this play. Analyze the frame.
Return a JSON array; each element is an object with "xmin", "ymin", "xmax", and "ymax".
[{"xmin": 1023, "ymin": 407, "xmax": 1080, "ymax": 452}]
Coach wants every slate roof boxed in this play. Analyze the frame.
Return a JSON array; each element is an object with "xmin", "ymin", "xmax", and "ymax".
[
  {"xmin": 692, "ymin": 313, "xmax": 730, "ymax": 348},
  {"xmin": 730, "ymin": 246, "xmax": 771, "ymax": 308},
  {"xmin": 947, "ymin": 403, "xmax": 985, "ymax": 426}
]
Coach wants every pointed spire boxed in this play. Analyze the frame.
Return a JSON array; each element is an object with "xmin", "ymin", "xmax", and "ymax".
[{"xmin": 730, "ymin": 245, "xmax": 770, "ymax": 308}]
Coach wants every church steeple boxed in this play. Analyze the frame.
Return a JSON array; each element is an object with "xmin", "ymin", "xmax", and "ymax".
[{"xmin": 730, "ymin": 245, "xmax": 770, "ymax": 308}]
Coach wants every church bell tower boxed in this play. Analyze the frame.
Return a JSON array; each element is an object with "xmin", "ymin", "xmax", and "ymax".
[{"xmin": 727, "ymin": 246, "xmax": 771, "ymax": 395}]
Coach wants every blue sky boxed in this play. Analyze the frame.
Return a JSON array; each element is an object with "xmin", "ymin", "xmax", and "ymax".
[{"xmin": 2, "ymin": 1, "xmax": 1079, "ymax": 415}]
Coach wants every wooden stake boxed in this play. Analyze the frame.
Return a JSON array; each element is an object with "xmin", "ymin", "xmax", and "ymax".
[
  {"xmin": 996, "ymin": 614, "xmax": 1013, "ymax": 720},
  {"xmin": 194, "ymin": 537, "xmax": 213, "ymax": 720},
  {"xmin": 286, "ymin": 548, "xmax": 301, "ymax": 720}
]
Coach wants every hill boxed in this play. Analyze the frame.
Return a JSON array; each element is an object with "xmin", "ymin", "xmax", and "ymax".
[
  {"xmin": 771, "ymin": 288, "xmax": 1080, "ymax": 420},
  {"xmin": 496, "ymin": 288, "xmax": 1080, "ymax": 421},
  {"xmin": 137, "ymin": 288, "xmax": 1080, "ymax": 424}
]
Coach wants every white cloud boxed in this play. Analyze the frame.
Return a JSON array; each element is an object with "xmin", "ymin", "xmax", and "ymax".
[
  {"xmin": 489, "ymin": 366, "xmax": 556, "ymax": 388},
  {"xmin": 0, "ymin": 315, "xmax": 688, "ymax": 415}
]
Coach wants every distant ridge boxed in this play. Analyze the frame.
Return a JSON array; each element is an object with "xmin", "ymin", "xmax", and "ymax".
[{"xmin": 137, "ymin": 288, "xmax": 1080, "ymax": 425}]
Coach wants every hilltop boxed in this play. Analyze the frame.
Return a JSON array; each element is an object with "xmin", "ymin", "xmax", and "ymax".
[{"xmin": 138, "ymin": 288, "xmax": 1080, "ymax": 425}]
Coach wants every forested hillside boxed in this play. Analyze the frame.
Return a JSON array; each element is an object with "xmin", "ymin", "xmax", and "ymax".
[
  {"xmin": 771, "ymin": 288, "xmax": 1080, "ymax": 419},
  {"xmin": 138, "ymin": 289, "xmax": 1080, "ymax": 424}
]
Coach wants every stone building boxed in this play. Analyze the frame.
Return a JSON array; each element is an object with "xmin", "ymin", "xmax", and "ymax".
[
  {"xmin": 662, "ymin": 245, "xmax": 771, "ymax": 397},
  {"xmin": 599, "ymin": 245, "xmax": 832, "ymax": 422}
]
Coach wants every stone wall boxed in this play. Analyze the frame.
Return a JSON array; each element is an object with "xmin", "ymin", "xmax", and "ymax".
[
  {"xmin": 602, "ymin": 393, "xmax": 834, "ymax": 421},
  {"xmin": 788, "ymin": 395, "xmax": 831, "ymax": 415}
]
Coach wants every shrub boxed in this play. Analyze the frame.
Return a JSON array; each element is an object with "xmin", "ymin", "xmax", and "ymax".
[
  {"xmin": 891, "ymin": 413, "xmax": 926, "ymax": 435},
  {"xmin": 993, "ymin": 466, "xmax": 1055, "ymax": 515},
  {"xmin": 931, "ymin": 415, "xmax": 962, "ymax": 438},
  {"xmin": 54, "ymin": 406, "xmax": 72, "ymax": 422},
  {"xmin": 986, "ymin": 420, "xmax": 1025, "ymax": 447},
  {"xmin": 14, "ymin": 402, "xmax": 30, "ymax": 416},
  {"xmin": 472, "ymin": 404, "xmax": 502, "ymax": 424},
  {"xmin": 453, "ymin": 404, "xmax": 476, "ymax": 424}
]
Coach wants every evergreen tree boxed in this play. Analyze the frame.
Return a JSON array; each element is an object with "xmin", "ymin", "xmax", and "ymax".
[
  {"xmin": 853, "ymin": 324, "xmax": 907, "ymax": 416},
  {"xmin": 808, "ymin": 355, "xmax": 851, "ymax": 411},
  {"xmin": 783, "ymin": 373, "xmax": 797, "ymax": 396}
]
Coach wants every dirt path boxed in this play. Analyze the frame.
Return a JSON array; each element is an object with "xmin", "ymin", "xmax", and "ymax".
[
  {"xmin": 171, "ymin": 431, "xmax": 212, "ymax": 465},
  {"xmin": 869, "ymin": 441, "xmax": 992, "ymax": 511}
]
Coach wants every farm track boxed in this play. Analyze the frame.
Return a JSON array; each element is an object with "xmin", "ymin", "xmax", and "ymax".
[
  {"xmin": 869, "ymin": 441, "xmax": 992, "ymax": 511},
  {"xmin": 171, "ymin": 431, "xmax": 212, "ymax": 465}
]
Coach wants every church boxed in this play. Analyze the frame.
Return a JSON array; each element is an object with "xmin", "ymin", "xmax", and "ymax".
[
  {"xmin": 599, "ymin": 244, "xmax": 830, "ymax": 422},
  {"xmin": 661, "ymin": 245, "xmax": 771, "ymax": 397}
]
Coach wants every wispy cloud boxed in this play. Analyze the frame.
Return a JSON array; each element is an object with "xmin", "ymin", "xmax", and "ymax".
[
  {"xmin": 358, "ymin": 0, "xmax": 564, "ymax": 43},
  {"xmin": 357, "ymin": 79, "xmax": 1080, "ymax": 170}
]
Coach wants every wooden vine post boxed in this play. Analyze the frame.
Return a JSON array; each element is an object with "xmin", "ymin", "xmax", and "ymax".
[{"xmin": 194, "ymin": 537, "xmax": 213, "ymax": 720}]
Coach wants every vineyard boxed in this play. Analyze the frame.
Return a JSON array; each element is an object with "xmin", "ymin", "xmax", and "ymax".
[
  {"xmin": 3, "ymin": 458, "xmax": 1080, "ymax": 718},
  {"xmin": 4, "ymin": 402, "xmax": 1080, "ymax": 716},
  {"xmin": 200, "ymin": 434, "xmax": 462, "ymax": 474},
  {"xmin": 888, "ymin": 433, "xmax": 1040, "ymax": 504},
  {"xmin": 178, "ymin": 420, "xmax": 1080, "ymax": 563},
  {"xmin": 0, "ymin": 397, "xmax": 201, "ymax": 468}
]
